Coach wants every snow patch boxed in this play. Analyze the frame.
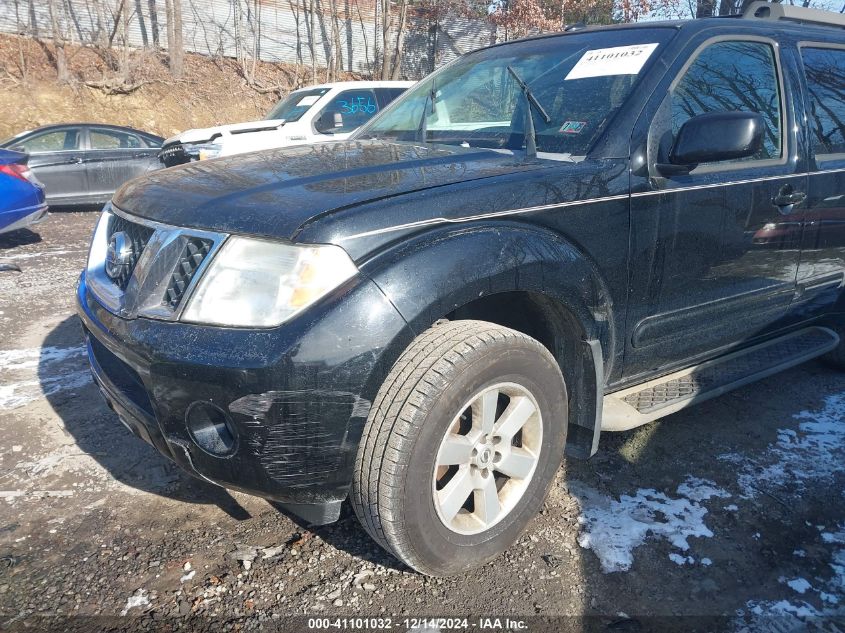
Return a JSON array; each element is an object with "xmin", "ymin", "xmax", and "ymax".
[
  {"xmin": 0, "ymin": 371, "xmax": 92, "ymax": 410},
  {"xmin": 120, "ymin": 589, "xmax": 150, "ymax": 616},
  {"xmin": 0, "ymin": 345, "xmax": 85, "ymax": 370},
  {"xmin": 0, "ymin": 345, "xmax": 89, "ymax": 410},
  {"xmin": 723, "ymin": 392, "xmax": 845, "ymax": 499},
  {"xmin": 781, "ymin": 577, "xmax": 812, "ymax": 594},
  {"xmin": 570, "ymin": 476, "xmax": 723, "ymax": 573},
  {"xmin": 676, "ymin": 476, "xmax": 731, "ymax": 502},
  {"xmin": 669, "ymin": 553, "xmax": 695, "ymax": 566},
  {"xmin": 744, "ymin": 599, "xmax": 820, "ymax": 619}
]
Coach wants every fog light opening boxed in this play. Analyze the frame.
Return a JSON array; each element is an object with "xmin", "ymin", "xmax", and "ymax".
[{"xmin": 185, "ymin": 401, "xmax": 237, "ymax": 456}]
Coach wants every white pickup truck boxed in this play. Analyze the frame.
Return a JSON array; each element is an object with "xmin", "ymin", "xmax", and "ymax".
[{"xmin": 158, "ymin": 80, "xmax": 413, "ymax": 167}]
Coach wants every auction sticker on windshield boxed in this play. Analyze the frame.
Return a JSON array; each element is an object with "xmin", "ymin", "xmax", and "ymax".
[
  {"xmin": 565, "ymin": 43, "xmax": 659, "ymax": 80},
  {"xmin": 296, "ymin": 95, "xmax": 321, "ymax": 106}
]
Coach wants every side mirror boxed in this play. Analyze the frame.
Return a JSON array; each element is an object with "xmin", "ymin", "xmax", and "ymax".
[
  {"xmin": 658, "ymin": 111, "xmax": 764, "ymax": 175},
  {"xmin": 9, "ymin": 144, "xmax": 27, "ymax": 153}
]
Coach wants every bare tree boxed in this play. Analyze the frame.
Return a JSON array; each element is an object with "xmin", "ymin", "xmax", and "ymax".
[
  {"xmin": 47, "ymin": 0, "xmax": 70, "ymax": 82},
  {"xmin": 309, "ymin": 0, "xmax": 317, "ymax": 82},
  {"xmin": 390, "ymin": 0, "xmax": 408, "ymax": 78},
  {"xmin": 379, "ymin": 0, "xmax": 409, "ymax": 79},
  {"xmin": 165, "ymin": 0, "xmax": 184, "ymax": 78},
  {"xmin": 379, "ymin": 0, "xmax": 391, "ymax": 78}
]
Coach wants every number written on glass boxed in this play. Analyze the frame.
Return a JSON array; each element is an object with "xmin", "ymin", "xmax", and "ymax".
[{"xmin": 337, "ymin": 96, "xmax": 377, "ymax": 115}]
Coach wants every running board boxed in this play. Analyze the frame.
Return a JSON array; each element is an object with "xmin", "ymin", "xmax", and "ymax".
[{"xmin": 602, "ymin": 327, "xmax": 839, "ymax": 432}]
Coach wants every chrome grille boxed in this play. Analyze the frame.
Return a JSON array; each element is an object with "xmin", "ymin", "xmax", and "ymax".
[
  {"xmin": 158, "ymin": 143, "xmax": 191, "ymax": 167},
  {"xmin": 164, "ymin": 238, "xmax": 213, "ymax": 308},
  {"xmin": 107, "ymin": 214, "xmax": 154, "ymax": 290},
  {"xmin": 86, "ymin": 206, "xmax": 226, "ymax": 321}
]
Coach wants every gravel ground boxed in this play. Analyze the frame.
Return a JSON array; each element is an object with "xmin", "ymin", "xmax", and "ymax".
[{"xmin": 2, "ymin": 210, "xmax": 845, "ymax": 632}]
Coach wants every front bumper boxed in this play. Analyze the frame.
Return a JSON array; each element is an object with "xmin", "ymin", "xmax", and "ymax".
[{"xmin": 76, "ymin": 270, "xmax": 413, "ymax": 514}]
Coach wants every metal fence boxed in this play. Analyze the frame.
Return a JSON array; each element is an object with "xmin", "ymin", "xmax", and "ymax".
[{"xmin": 0, "ymin": 0, "xmax": 495, "ymax": 79}]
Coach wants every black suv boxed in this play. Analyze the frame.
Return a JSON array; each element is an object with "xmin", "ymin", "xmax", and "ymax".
[{"xmin": 78, "ymin": 2, "xmax": 845, "ymax": 576}]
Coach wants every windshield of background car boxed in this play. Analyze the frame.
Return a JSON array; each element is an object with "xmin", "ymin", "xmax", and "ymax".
[
  {"xmin": 265, "ymin": 88, "xmax": 331, "ymax": 121},
  {"xmin": 360, "ymin": 28, "xmax": 675, "ymax": 156}
]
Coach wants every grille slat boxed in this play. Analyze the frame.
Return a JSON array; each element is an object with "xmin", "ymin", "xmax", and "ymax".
[{"xmin": 163, "ymin": 237, "xmax": 212, "ymax": 309}]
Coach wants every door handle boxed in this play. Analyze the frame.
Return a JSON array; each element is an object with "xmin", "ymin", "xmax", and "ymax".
[{"xmin": 772, "ymin": 185, "xmax": 806, "ymax": 216}]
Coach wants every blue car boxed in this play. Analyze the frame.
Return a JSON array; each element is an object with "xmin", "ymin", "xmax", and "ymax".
[{"xmin": 0, "ymin": 149, "xmax": 47, "ymax": 235}]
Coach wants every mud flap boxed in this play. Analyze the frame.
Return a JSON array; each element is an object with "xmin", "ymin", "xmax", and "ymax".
[{"xmin": 564, "ymin": 338, "xmax": 603, "ymax": 459}]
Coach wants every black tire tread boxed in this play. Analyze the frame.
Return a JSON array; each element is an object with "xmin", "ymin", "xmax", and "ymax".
[{"xmin": 350, "ymin": 319, "xmax": 548, "ymax": 573}]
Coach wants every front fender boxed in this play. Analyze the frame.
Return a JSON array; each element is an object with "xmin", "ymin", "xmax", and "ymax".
[{"xmin": 360, "ymin": 221, "xmax": 616, "ymax": 369}]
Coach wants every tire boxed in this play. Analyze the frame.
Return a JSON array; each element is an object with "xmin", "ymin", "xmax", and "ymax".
[{"xmin": 351, "ymin": 319, "xmax": 568, "ymax": 576}]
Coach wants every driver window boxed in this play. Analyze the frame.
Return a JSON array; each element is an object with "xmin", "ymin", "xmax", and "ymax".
[
  {"xmin": 669, "ymin": 40, "xmax": 782, "ymax": 162},
  {"xmin": 315, "ymin": 90, "xmax": 379, "ymax": 134}
]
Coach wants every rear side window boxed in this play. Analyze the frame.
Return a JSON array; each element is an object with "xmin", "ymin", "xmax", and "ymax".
[
  {"xmin": 375, "ymin": 87, "xmax": 407, "ymax": 108},
  {"xmin": 141, "ymin": 135, "xmax": 163, "ymax": 148},
  {"xmin": 671, "ymin": 41, "xmax": 782, "ymax": 161},
  {"xmin": 89, "ymin": 129, "xmax": 143, "ymax": 149},
  {"xmin": 386, "ymin": 88, "xmax": 407, "ymax": 101},
  {"xmin": 18, "ymin": 129, "xmax": 80, "ymax": 153},
  {"xmin": 801, "ymin": 47, "xmax": 845, "ymax": 156}
]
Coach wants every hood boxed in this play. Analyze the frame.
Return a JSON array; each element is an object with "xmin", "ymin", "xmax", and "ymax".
[
  {"xmin": 164, "ymin": 119, "xmax": 286, "ymax": 145},
  {"xmin": 114, "ymin": 140, "xmax": 550, "ymax": 241}
]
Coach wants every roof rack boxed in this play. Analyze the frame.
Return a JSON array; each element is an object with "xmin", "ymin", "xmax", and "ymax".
[{"xmin": 742, "ymin": 1, "xmax": 845, "ymax": 29}]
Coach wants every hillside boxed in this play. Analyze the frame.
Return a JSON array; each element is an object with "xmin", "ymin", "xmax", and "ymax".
[{"xmin": 0, "ymin": 34, "xmax": 360, "ymax": 141}]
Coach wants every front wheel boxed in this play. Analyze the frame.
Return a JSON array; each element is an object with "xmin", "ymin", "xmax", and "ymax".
[{"xmin": 351, "ymin": 320, "xmax": 568, "ymax": 576}]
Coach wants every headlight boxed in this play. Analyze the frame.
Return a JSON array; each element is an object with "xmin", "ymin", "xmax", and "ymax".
[
  {"xmin": 182, "ymin": 237, "xmax": 358, "ymax": 327},
  {"xmin": 762, "ymin": 222, "xmax": 778, "ymax": 231},
  {"xmin": 187, "ymin": 143, "xmax": 223, "ymax": 160}
]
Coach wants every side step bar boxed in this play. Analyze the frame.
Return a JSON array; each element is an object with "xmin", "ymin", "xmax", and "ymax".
[{"xmin": 602, "ymin": 327, "xmax": 839, "ymax": 432}]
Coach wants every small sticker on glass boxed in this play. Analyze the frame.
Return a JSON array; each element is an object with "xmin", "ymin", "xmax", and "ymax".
[
  {"xmin": 560, "ymin": 121, "xmax": 587, "ymax": 135},
  {"xmin": 296, "ymin": 95, "xmax": 321, "ymax": 106},
  {"xmin": 565, "ymin": 43, "xmax": 659, "ymax": 81}
]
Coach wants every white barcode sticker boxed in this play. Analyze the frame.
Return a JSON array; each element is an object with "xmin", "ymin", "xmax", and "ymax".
[
  {"xmin": 565, "ymin": 43, "xmax": 659, "ymax": 80},
  {"xmin": 296, "ymin": 95, "xmax": 321, "ymax": 106}
]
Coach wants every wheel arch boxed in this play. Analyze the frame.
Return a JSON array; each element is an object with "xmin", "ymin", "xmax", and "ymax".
[{"xmin": 360, "ymin": 222, "xmax": 614, "ymax": 458}]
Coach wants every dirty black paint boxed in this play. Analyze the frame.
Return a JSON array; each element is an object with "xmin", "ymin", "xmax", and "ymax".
[{"xmin": 81, "ymin": 17, "xmax": 845, "ymax": 516}]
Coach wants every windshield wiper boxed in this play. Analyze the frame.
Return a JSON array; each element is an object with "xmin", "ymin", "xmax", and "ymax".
[
  {"xmin": 506, "ymin": 66, "xmax": 551, "ymax": 159},
  {"xmin": 416, "ymin": 80, "xmax": 437, "ymax": 144}
]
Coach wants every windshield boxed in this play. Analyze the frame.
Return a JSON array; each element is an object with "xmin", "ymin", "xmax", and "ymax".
[
  {"xmin": 359, "ymin": 28, "xmax": 674, "ymax": 156},
  {"xmin": 265, "ymin": 88, "xmax": 330, "ymax": 121}
]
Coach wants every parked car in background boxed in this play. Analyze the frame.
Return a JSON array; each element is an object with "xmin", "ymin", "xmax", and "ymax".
[
  {"xmin": 158, "ymin": 81, "xmax": 413, "ymax": 167},
  {"xmin": 0, "ymin": 149, "xmax": 47, "ymax": 235},
  {"xmin": 0, "ymin": 124, "xmax": 163, "ymax": 207}
]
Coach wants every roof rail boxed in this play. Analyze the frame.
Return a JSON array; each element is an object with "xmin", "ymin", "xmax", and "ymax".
[{"xmin": 742, "ymin": 1, "xmax": 845, "ymax": 29}]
